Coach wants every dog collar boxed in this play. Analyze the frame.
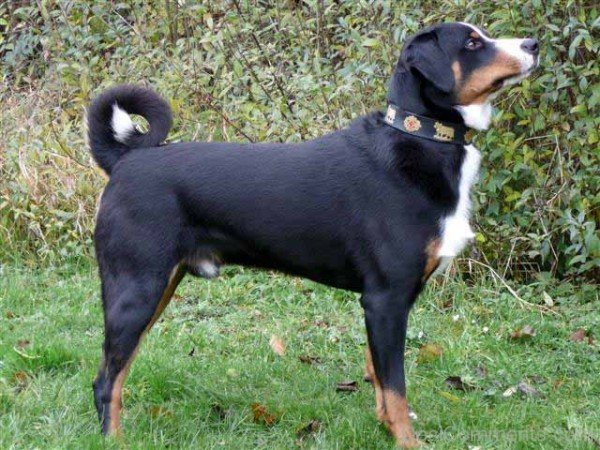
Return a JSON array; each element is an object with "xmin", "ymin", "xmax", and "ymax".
[{"xmin": 383, "ymin": 104, "xmax": 470, "ymax": 145}]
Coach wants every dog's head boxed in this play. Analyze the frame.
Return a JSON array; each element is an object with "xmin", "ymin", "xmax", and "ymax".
[{"xmin": 393, "ymin": 22, "xmax": 539, "ymax": 130}]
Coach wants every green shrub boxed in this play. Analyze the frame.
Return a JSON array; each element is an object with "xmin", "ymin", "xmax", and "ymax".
[{"xmin": 1, "ymin": 0, "xmax": 598, "ymax": 280}]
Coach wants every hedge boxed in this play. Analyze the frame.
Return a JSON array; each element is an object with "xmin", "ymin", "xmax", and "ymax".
[{"xmin": 0, "ymin": 0, "xmax": 598, "ymax": 280}]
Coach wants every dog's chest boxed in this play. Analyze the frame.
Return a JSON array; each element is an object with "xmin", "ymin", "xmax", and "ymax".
[{"xmin": 436, "ymin": 144, "xmax": 481, "ymax": 268}]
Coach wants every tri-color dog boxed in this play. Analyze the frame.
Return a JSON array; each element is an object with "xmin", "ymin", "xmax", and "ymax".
[{"xmin": 88, "ymin": 22, "xmax": 539, "ymax": 447}]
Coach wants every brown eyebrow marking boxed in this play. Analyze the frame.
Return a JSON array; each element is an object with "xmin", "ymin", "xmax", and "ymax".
[{"xmin": 470, "ymin": 31, "xmax": 480, "ymax": 39}]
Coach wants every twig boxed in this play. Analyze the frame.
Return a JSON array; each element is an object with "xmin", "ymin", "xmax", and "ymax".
[{"xmin": 464, "ymin": 258, "xmax": 557, "ymax": 314}]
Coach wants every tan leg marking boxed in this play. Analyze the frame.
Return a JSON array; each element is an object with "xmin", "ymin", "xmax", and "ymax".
[
  {"xmin": 382, "ymin": 390, "xmax": 421, "ymax": 448},
  {"xmin": 107, "ymin": 264, "xmax": 186, "ymax": 435},
  {"xmin": 147, "ymin": 265, "xmax": 186, "ymax": 331},
  {"xmin": 422, "ymin": 238, "xmax": 441, "ymax": 282},
  {"xmin": 365, "ymin": 346, "xmax": 387, "ymax": 423},
  {"xmin": 108, "ymin": 351, "xmax": 136, "ymax": 436}
]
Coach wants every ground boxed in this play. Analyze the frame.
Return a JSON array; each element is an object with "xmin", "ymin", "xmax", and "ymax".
[{"xmin": 0, "ymin": 264, "xmax": 598, "ymax": 449}]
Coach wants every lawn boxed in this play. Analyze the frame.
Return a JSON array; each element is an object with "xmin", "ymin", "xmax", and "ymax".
[{"xmin": 0, "ymin": 263, "xmax": 598, "ymax": 449}]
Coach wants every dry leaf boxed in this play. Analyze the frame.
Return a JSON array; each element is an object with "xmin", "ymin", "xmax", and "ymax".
[
  {"xmin": 269, "ymin": 335, "xmax": 286, "ymax": 356},
  {"xmin": 509, "ymin": 325, "xmax": 536, "ymax": 340},
  {"xmin": 417, "ymin": 343, "xmax": 443, "ymax": 364},
  {"xmin": 336, "ymin": 380, "xmax": 358, "ymax": 392},
  {"xmin": 503, "ymin": 381, "xmax": 544, "ymax": 399},
  {"xmin": 12, "ymin": 371, "xmax": 27, "ymax": 384},
  {"xmin": 569, "ymin": 329, "xmax": 587, "ymax": 342},
  {"xmin": 517, "ymin": 381, "xmax": 544, "ymax": 398},
  {"xmin": 296, "ymin": 420, "xmax": 321, "ymax": 439},
  {"xmin": 5, "ymin": 311, "xmax": 15, "ymax": 319},
  {"xmin": 251, "ymin": 403, "xmax": 277, "ymax": 426},
  {"xmin": 502, "ymin": 386, "xmax": 517, "ymax": 397},
  {"xmin": 542, "ymin": 291, "xmax": 554, "ymax": 307},
  {"xmin": 298, "ymin": 355, "xmax": 322, "ymax": 365},
  {"xmin": 445, "ymin": 376, "xmax": 475, "ymax": 391},
  {"xmin": 440, "ymin": 298, "xmax": 453, "ymax": 310}
]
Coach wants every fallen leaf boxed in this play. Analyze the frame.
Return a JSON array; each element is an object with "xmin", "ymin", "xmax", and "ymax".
[
  {"xmin": 543, "ymin": 291, "xmax": 554, "ymax": 307},
  {"xmin": 417, "ymin": 343, "xmax": 443, "ymax": 364},
  {"xmin": 269, "ymin": 335, "xmax": 286, "ymax": 356},
  {"xmin": 298, "ymin": 355, "xmax": 322, "ymax": 365},
  {"xmin": 502, "ymin": 386, "xmax": 517, "ymax": 397},
  {"xmin": 251, "ymin": 403, "xmax": 277, "ymax": 426},
  {"xmin": 517, "ymin": 381, "xmax": 544, "ymax": 398},
  {"xmin": 336, "ymin": 380, "xmax": 358, "ymax": 392},
  {"xmin": 296, "ymin": 420, "xmax": 321, "ymax": 439},
  {"xmin": 12, "ymin": 371, "xmax": 27, "ymax": 384},
  {"xmin": 509, "ymin": 325, "xmax": 536, "ymax": 340},
  {"xmin": 172, "ymin": 293, "xmax": 183, "ymax": 302},
  {"xmin": 440, "ymin": 298, "xmax": 453, "ymax": 310},
  {"xmin": 16, "ymin": 340, "xmax": 30, "ymax": 349},
  {"xmin": 5, "ymin": 311, "xmax": 15, "ymax": 319},
  {"xmin": 503, "ymin": 380, "xmax": 544, "ymax": 399},
  {"xmin": 11, "ymin": 371, "xmax": 28, "ymax": 393},
  {"xmin": 445, "ymin": 376, "xmax": 475, "ymax": 391},
  {"xmin": 569, "ymin": 329, "xmax": 586, "ymax": 342}
]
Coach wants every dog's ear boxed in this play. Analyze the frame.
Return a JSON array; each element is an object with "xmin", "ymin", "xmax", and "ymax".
[{"xmin": 402, "ymin": 30, "xmax": 454, "ymax": 93}]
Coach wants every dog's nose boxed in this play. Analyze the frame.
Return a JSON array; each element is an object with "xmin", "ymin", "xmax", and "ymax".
[{"xmin": 520, "ymin": 38, "xmax": 539, "ymax": 55}]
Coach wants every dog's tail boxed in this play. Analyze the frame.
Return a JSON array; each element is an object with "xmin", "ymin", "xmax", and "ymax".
[{"xmin": 87, "ymin": 84, "xmax": 172, "ymax": 175}]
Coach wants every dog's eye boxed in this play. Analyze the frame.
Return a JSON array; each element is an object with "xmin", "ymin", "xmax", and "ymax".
[{"xmin": 465, "ymin": 38, "xmax": 483, "ymax": 51}]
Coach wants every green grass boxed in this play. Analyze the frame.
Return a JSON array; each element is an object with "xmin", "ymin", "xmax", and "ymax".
[{"xmin": 0, "ymin": 264, "xmax": 598, "ymax": 449}]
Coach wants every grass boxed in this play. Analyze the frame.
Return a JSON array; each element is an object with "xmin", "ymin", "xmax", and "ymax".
[{"xmin": 0, "ymin": 263, "xmax": 598, "ymax": 449}]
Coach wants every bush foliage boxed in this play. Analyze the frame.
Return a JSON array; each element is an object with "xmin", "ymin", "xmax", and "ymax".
[{"xmin": 1, "ymin": 0, "xmax": 598, "ymax": 280}]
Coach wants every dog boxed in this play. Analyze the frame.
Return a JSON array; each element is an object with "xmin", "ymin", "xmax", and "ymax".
[{"xmin": 88, "ymin": 22, "xmax": 539, "ymax": 447}]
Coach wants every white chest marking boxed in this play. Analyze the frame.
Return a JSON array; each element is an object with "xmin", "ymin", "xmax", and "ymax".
[{"xmin": 436, "ymin": 144, "xmax": 481, "ymax": 270}]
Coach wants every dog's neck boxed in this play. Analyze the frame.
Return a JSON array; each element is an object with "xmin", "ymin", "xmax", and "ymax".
[{"xmin": 387, "ymin": 67, "xmax": 464, "ymax": 125}]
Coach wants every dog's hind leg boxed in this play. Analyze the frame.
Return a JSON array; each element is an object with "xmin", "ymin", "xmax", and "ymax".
[{"xmin": 93, "ymin": 264, "xmax": 185, "ymax": 436}]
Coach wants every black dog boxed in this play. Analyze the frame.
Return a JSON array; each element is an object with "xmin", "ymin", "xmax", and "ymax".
[{"xmin": 88, "ymin": 22, "xmax": 538, "ymax": 447}]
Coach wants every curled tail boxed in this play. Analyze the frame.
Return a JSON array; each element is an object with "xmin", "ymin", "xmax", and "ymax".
[{"xmin": 87, "ymin": 84, "xmax": 172, "ymax": 175}]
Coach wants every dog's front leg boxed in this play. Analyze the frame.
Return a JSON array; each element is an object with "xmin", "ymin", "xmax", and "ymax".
[{"xmin": 362, "ymin": 288, "xmax": 422, "ymax": 448}]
